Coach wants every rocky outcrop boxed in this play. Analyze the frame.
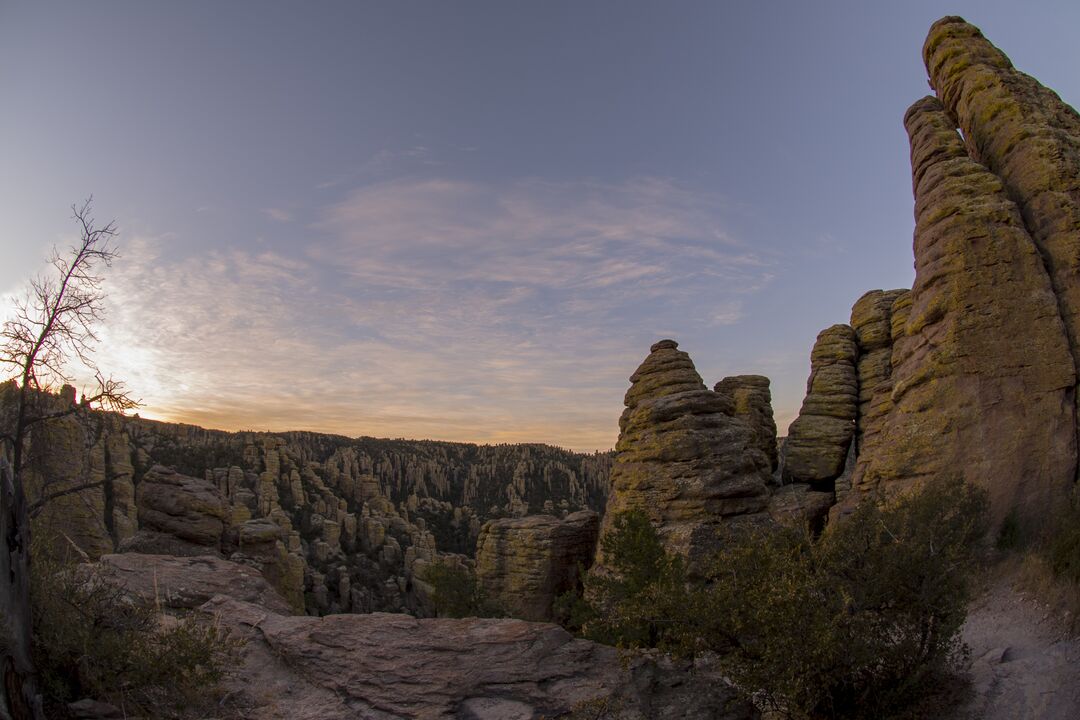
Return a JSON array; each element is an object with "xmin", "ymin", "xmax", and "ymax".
[
  {"xmin": 845, "ymin": 96, "xmax": 1076, "ymax": 528},
  {"xmin": 596, "ymin": 340, "xmax": 771, "ymax": 573},
  {"xmin": 97, "ymin": 552, "xmax": 293, "ymax": 614},
  {"xmin": 783, "ymin": 325, "xmax": 858, "ymax": 487},
  {"xmin": 126, "ymin": 465, "xmax": 230, "ymax": 555},
  {"xmin": 475, "ymin": 510, "xmax": 599, "ymax": 621},
  {"xmin": 203, "ymin": 594, "xmax": 757, "ymax": 720},
  {"xmin": 4, "ymin": 384, "xmax": 615, "ymax": 617},
  {"xmin": 714, "ymin": 375, "xmax": 778, "ymax": 473},
  {"xmin": 24, "ymin": 412, "xmax": 113, "ymax": 560}
]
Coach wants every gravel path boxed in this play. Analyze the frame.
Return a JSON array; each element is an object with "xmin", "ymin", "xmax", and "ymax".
[{"xmin": 953, "ymin": 566, "xmax": 1080, "ymax": 720}]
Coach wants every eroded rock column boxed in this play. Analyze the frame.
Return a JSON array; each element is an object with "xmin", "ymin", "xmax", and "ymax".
[{"xmin": 849, "ymin": 96, "xmax": 1075, "ymax": 529}]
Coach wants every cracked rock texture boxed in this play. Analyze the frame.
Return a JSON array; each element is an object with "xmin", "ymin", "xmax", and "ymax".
[
  {"xmin": 714, "ymin": 375, "xmax": 778, "ymax": 474},
  {"xmin": 925, "ymin": 18, "xmax": 1080, "ymax": 438}
]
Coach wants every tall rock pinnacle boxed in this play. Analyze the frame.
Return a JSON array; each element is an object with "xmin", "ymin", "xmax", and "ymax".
[
  {"xmin": 924, "ymin": 16, "xmax": 1080, "ymax": 472},
  {"xmin": 847, "ymin": 96, "xmax": 1076, "ymax": 528}
]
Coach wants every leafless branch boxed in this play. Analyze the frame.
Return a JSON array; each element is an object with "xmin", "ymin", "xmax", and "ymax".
[{"xmin": 28, "ymin": 481, "xmax": 106, "ymax": 519}]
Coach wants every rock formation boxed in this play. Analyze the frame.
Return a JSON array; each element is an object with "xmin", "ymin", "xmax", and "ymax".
[
  {"xmin": 475, "ymin": 510, "xmax": 599, "ymax": 621},
  {"xmin": 714, "ymin": 375, "xmax": 778, "ymax": 473},
  {"xmin": 783, "ymin": 325, "xmax": 859, "ymax": 487},
  {"xmin": 6, "ymin": 391, "xmax": 613, "ymax": 617},
  {"xmin": 841, "ymin": 95, "xmax": 1077, "ymax": 529},
  {"xmin": 595, "ymin": 340, "xmax": 771, "ymax": 573},
  {"xmin": 202, "ymin": 593, "xmax": 756, "ymax": 719},
  {"xmin": 924, "ymin": 19, "xmax": 1080, "ymax": 445}
]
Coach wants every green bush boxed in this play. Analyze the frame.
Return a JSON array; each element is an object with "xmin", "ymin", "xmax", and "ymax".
[
  {"xmin": 1045, "ymin": 493, "xmax": 1080, "ymax": 583},
  {"xmin": 572, "ymin": 477, "xmax": 989, "ymax": 720},
  {"xmin": 31, "ymin": 549, "xmax": 242, "ymax": 718},
  {"xmin": 572, "ymin": 510, "xmax": 691, "ymax": 652},
  {"xmin": 423, "ymin": 559, "xmax": 502, "ymax": 618}
]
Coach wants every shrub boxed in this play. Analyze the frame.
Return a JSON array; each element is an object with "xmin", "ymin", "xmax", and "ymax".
[
  {"xmin": 423, "ymin": 559, "xmax": 502, "ymax": 618},
  {"xmin": 573, "ymin": 477, "xmax": 989, "ymax": 720},
  {"xmin": 575, "ymin": 510, "xmax": 692, "ymax": 652},
  {"xmin": 31, "ymin": 546, "xmax": 242, "ymax": 718},
  {"xmin": 1044, "ymin": 492, "xmax": 1080, "ymax": 583}
]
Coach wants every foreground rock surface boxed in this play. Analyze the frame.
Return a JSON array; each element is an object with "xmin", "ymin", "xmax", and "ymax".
[
  {"xmin": 951, "ymin": 565, "xmax": 1080, "ymax": 720},
  {"xmin": 204, "ymin": 595, "xmax": 757, "ymax": 720},
  {"xmin": 596, "ymin": 340, "xmax": 771, "ymax": 573},
  {"xmin": 475, "ymin": 510, "xmax": 598, "ymax": 621}
]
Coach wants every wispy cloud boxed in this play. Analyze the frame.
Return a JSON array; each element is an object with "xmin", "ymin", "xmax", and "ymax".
[
  {"xmin": 262, "ymin": 207, "xmax": 293, "ymax": 223},
  {"xmin": 79, "ymin": 176, "xmax": 776, "ymax": 451}
]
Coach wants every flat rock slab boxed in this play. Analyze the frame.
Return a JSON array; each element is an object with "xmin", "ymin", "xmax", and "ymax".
[{"xmin": 202, "ymin": 595, "xmax": 757, "ymax": 720}]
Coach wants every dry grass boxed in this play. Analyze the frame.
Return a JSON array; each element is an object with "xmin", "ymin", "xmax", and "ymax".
[{"xmin": 1013, "ymin": 552, "xmax": 1080, "ymax": 637}]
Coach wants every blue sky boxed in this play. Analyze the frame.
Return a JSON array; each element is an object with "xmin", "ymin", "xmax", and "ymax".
[{"xmin": 2, "ymin": 1, "xmax": 1078, "ymax": 450}]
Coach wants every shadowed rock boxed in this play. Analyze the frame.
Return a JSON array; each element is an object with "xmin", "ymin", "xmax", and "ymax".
[
  {"xmin": 475, "ymin": 510, "xmax": 598, "ymax": 621},
  {"xmin": 595, "ymin": 340, "xmax": 771, "ymax": 574},
  {"xmin": 131, "ymin": 465, "xmax": 230, "ymax": 552},
  {"xmin": 714, "ymin": 375, "xmax": 778, "ymax": 473},
  {"xmin": 846, "ymin": 96, "xmax": 1076, "ymax": 529}
]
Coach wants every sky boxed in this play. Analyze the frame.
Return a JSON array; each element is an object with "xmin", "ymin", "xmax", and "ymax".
[{"xmin": 2, "ymin": 1, "xmax": 1079, "ymax": 452}]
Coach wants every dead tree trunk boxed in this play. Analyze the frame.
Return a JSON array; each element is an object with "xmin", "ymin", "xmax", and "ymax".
[{"xmin": 0, "ymin": 456, "xmax": 42, "ymax": 720}]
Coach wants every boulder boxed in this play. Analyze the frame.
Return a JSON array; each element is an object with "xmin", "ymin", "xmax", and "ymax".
[
  {"xmin": 98, "ymin": 553, "xmax": 293, "ymax": 614},
  {"xmin": 595, "ymin": 340, "xmax": 771, "ymax": 574},
  {"xmin": 135, "ymin": 465, "xmax": 229, "ymax": 550},
  {"xmin": 202, "ymin": 595, "xmax": 757, "ymax": 720},
  {"xmin": 474, "ymin": 510, "xmax": 599, "ymax": 621},
  {"xmin": 767, "ymin": 483, "xmax": 834, "ymax": 533}
]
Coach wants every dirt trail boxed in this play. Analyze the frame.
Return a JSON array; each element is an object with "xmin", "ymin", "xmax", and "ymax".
[{"xmin": 953, "ymin": 565, "xmax": 1080, "ymax": 720}]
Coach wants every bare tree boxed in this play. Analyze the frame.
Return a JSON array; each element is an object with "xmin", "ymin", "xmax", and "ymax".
[{"xmin": 0, "ymin": 200, "xmax": 137, "ymax": 720}]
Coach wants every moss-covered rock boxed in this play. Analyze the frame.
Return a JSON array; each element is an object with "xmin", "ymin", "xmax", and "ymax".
[{"xmin": 845, "ymin": 96, "xmax": 1075, "ymax": 531}]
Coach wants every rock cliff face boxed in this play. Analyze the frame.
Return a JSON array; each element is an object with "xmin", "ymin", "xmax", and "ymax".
[
  {"xmin": 924, "ymin": 19, "xmax": 1080, "ymax": 429},
  {"xmin": 475, "ymin": 510, "xmax": 598, "ymax": 621},
  {"xmin": 595, "ymin": 340, "xmax": 771, "ymax": 574}
]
